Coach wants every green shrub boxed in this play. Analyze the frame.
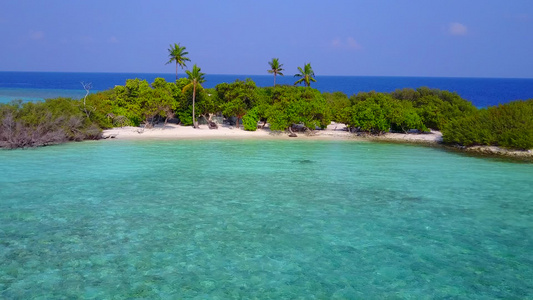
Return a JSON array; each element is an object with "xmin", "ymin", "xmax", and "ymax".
[
  {"xmin": 242, "ymin": 107, "xmax": 259, "ymax": 131},
  {"xmin": 323, "ymin": 91, "xmax": 350, "ymax": 123},
  {"xmin": 177, "ymin": 107, "xmax": 193, "ymax": 126},
  {"xmin": 0, "ymin": 98, "xmax": 102, "ymax": 149},
  {"xmin": 347, "ymin": 97, "xmax": 390, "ymax": 134},
  {"xmin": 392, "ymin": 87, "xmax": 477, "ymax": 130},
  {"xmin": 345, "ymin": 93, "xmax": 427, "ymax": 134},
  {"xmin": 265, "ymin": 85, "xmax": 331, "ymax": 131},
  {"xmin": 442, "ymin": 99, "xmax": 533, "ymax": 150}
]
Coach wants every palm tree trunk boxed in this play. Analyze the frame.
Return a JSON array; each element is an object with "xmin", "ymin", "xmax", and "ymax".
[
  {"xmin": 192, "ymin": 82, "xmax": 197, "ymax": 128},
  {"xmin": 175, "ymin": 62, "xmax": 178, "ymax": 80},
  {"xmin": 273, "ymin": 73, "xmax": 276, "ymax": 86}
]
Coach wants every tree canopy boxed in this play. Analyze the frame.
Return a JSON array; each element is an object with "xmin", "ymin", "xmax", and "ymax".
[
  {"xmin": 266, "ymin": 85, "xmax": 330, "ymax": 131},
  {"xmin": 294, "ymin": 63, "xmax": 316, "ymax": 87},
  {"xmin": 267, "ymin": 58, "xmax": 284, "ymax": 86},
  {"xmin": 166, "ymin": 43, "xmax": 190, "ymax": 80},
  {"xmin": 217, "ymin": 79, "xmax": 257, "ymax": 129},
  {"xmin": 442, "ymin": 99, "xmax": 533, "ymax": 150}
]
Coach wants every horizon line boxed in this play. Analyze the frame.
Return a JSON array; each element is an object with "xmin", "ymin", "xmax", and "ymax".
[{"xmin": 0, "ymin": 70, "xmax": 532, "ymax": 80}]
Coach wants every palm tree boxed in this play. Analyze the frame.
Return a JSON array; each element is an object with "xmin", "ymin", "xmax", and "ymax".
[
  {"xmin": 166, "ymin": 43, "xmax": 190, "ymax": 80},
  {"xmin": 183, "ymin": 64, "xmax": 206, "ymax": 128},
  {"xmin": 294, "ymin": 63, "xmax": 316, "ymax": 87},
  {"xmin": 267, "ymin": 58, "xmax": 284, "ymax": 86}
]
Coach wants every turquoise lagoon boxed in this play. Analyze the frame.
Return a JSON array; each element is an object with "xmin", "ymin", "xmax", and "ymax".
[
  {"xmin": 0, "ymin": 87, "xmax": 87, "ymax": 104},
  {"xmin": 0, "ymin": 140, "xmax": 532, "ymax": 298}
]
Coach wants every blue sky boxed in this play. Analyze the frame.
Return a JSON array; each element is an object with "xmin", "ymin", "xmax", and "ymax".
[{"xmin": 1, "ymin": 0, "xmax": 532, "ymax": 78}]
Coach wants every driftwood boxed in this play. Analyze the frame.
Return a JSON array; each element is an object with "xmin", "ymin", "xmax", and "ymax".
[
  {"xmin": 208, "ymin": 121, "xmax": 218, "ymax": 129},
  {"xmin": 287, "ymin": 126, "xmax": 298, "ymax": 137},
  {"xmin": 102, "ymin": 133, "xmax": 118, "ymax": 139}
]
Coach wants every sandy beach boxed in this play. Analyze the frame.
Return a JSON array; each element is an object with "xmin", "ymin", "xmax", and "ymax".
[
  {"xmin": 102, "ymin": 122, "xmax": 443, "ymax": 143},
  {"xmin": 102, "ymin": 122, "xmax": 533, "ymax": 160}
]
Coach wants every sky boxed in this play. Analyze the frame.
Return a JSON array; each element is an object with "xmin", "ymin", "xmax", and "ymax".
[{"xmin": 1, "ymin": 0, "xmax": 532, "ymax": 78}]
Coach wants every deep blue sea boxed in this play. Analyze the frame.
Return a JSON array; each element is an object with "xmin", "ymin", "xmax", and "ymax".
[{"xmin": 1, "ymin": 71, "xmax": 533, "ymax": 107}]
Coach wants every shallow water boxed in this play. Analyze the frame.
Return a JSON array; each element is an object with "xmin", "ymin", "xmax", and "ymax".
[
  {"xmin": 1, "ymin": 140, "xmax": 532, "ymax": 298},
  {"xmin": 0, "ymin": 87, "xmax": 86, "ymax": 103}
]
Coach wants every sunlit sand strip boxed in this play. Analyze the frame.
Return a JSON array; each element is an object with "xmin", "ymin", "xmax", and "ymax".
[
  {"xmin": 102, "ymin": 123, "xmax": 443, "ymax": 143},
  {"xmin": 102, "ymin": 123, "xmax": 533, "ymax": 159}
]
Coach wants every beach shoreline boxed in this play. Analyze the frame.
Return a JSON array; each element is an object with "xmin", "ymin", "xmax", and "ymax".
[
  {"xmin": 102, "ymin": 123, "xmax": 442, "ymax": 143},
  {"xmin": 102, "ymin": 123, "xmax": 533, "ymax": 160}
]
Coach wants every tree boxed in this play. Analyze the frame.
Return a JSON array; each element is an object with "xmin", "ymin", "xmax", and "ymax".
[
  {"xmin": 347, "ymin": 97, "xmax": 390, "ymax": 134},
  {"xmin": 266, "ymin": 85, "xmax": 330, "ymax": 132},
  {"xmin": 82, "ymin": 90, "xmax": 114, "ymax": 129},
  {"xmin": 323, "ymin": 91, "xmax": 350, "ymax": 123},
  {"xmin": 345, "ymin": 93, "xmax": 394, "ymax": 134},
  {"xmin": 267, "ymin": 58, "xmax": 284, "ymax": 86},
  {"xmin": 442, "ymin": 99, "xmax": 533, "ymax": 150},
  {"xmin": 80, "ymin": 82, "xmax": 95, "ymax": 118},
  {"xmin": 113, "ymin": 79, "xmax": 153, "ymax": 126},
  {"xmin": 344, "ymin": 93, "xmax": 427, "ymax": 134},
  {"xmin": 184, "ymin": 64, "xmax": 206, "ymax": 128},
  {"xmin": 294, "ymin": 63, "xmax": 316, "ymax": 87},
  {"xmin": 217, "ymin": 79, "xmax": 257, "ymax": 129},
  {"xmin": 166, "ymin": 43, "xmax": 190, "ymax": 80},
  {"xmin": 113, "ymin": 78, "xmax": 180, "ymax": 128},
  {"xmin": 151, "ymin": 78, "xmax": 180, "ymax": 126},
  {"xmin": 242, "ymin": 106, "xmax": 260, "ymax": 131},
  {"xmin": 392, "ymin": 87, "xmax": 477, "ymax": 130},
  {"xmin": 389, "ymin": 101, "xmax": 427, "ymax": 133},
  {"xmin": 194, "ymin": 88, "xmax": 220, "ymax": 125}
]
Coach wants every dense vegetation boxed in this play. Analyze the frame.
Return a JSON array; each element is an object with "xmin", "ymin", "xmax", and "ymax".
[
  {"xmin": 0, "ymin": 98, "xmax": 101, "ymax": 149},
  {"xmin": 442, "ymin": 99, "xmax": 533, "ymax": 150},
  {"xmin": 2, "ymin": 78, "xmax": 531, "ymax": 150}
]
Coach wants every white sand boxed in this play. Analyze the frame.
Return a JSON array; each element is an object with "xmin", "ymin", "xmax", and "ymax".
[
  {"xmin": 101, "ymin": 123, "xmax": 533, "ymax": 159},
  {"xmin": 370, "ymin": 130, "xmax": 443, "ymax": 143},
  {"xmin": 103, "ymin": 124, "xmax": 271, "ymax": 140},
  {"xmin": 102, "ymin": 122, "xmax": 443, "ymax": 143}
]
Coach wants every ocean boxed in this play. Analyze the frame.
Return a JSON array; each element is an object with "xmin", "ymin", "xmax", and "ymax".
[
  {"xmin": 1, "ymin": 140, "xmax": 532, "ymax": 298},
  {"xmin": 1, "ymin": 71, "xmax": 533, "ymax": 107},
  {"xmin": 1, "ymin": 72, "xmax": 533, "ymax": 298}
]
